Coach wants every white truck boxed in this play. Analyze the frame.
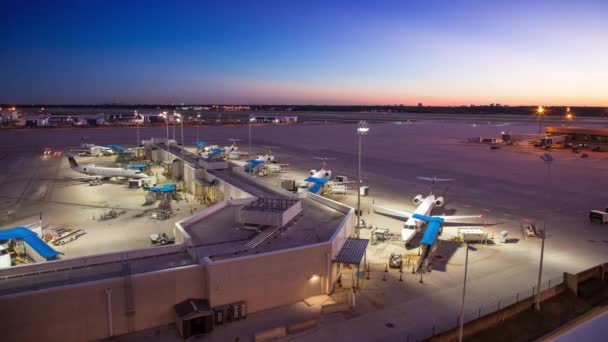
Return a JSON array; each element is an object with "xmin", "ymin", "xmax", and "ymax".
[{"xmin": 458, "ymin": 228, "xmax": 488, "ymax": 244}]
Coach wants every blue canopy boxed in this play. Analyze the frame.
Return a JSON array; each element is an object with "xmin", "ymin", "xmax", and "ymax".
[
  {"xmin": 304, "ymin": 177, "xmax": 329, "ymax": 184},
  {"xmin": 412, "ymin": 214, "xmax": 445, "ymax": 246},
  {"xmin": 104, "ymin": 144, "xmax": 126, "ymax": 151},
  {"xmin": 127, "ymin": 163, "xmax": 147, "ymax": 169},
  {"xmin": 207, "ymin": 148, "xmax": 225, "ymax": 158},
  {"xmin": 304, "ymin": 177, "xmax": 329, "ymax": 193},
  {"xmin": 244, "ymin": 159, "xmax": 265, "ymax": 172},
  {"xmin": 0, "ymin": 227, "xmax": 63, "ymax": 260},
  {"xmin": 146, "ymin": 184, "xmax": 176, "ymax": 193}
]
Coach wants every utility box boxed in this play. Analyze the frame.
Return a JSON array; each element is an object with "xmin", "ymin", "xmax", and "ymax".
[
  {"xmin": 280, "ymin": 178, "xmax": 296, "ymax": 192},
  {"xmin": 359, "ymin": 186, "xmax": 370, "ymax": 196}
]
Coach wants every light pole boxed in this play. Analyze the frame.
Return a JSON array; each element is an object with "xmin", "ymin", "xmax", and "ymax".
[
  {"xmin": 196, "ymin": 114, "xmax": 201, "ymax": 144},
  {"xmin": 135, "ymin": 111, "xmax": 140, "ymax": 146},
  {"xmin": 172, "ymin": 112, "xmax": 177, "ymax": 141},
  {"xmin": 249, "ymin": 115, "xmax": 255, "ymax": 174},
  {"xmin": 458, "ymin": 243, "xmax": 474, "ymax": 342},
  {"xmin": 565, "ymin": 107, "xmax": 574, "ymax": 128},
  {"xmin": 537, "ymin": 106, "xmax": 544, "ymax": 139},
  {"xmin": 535, "ymin": 153, "xmax": 553, "ymax": 311},
  {"xmin": 356, "ymin": 121, "xmax": 369, "ymax": 234},
  {"xmin": 175, "ymin": 113, "xmax": 183, "ymax": 146}
]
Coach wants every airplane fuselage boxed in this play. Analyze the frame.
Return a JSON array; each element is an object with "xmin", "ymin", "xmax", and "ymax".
[
  {"xmin": 402, "ymin": 195, "xmax": 437, "ymax": 243},
  {"xmin": 72, "ymin": 165, "xmax": 149, "ymax": 180}
]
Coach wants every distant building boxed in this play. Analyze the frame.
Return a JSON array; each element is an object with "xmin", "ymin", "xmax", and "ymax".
[
  {"xmin": 252, "ymin": 115, "xmax": 298, "ymax": 124},
  {"xmin": 545, "ymin": 126, "xmax": 608, "ymax": 150},
  {"xmin": 19, "ymin": 116, "xmax": 49, "ymax": 127},
  {"xmin": 0, "ymin": 110, "xmax": 19, "ymax": 124}
]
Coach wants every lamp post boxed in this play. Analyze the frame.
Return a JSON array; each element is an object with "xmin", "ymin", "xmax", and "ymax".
[
  {"xmin": 196, "ymin": 114, "xmax": 201, "ymax": 143},
  {"xmin": 458, "ymin": 243, "xmax": 475, "ymax": 342},
  {"xmin": 175, "ymin": 113, "xmax": 183, "ymax": 146},
  {"xmin": 159, "ymin": 111, "xmax": 169, "ymax": 161},
  {"xmin": 535, "ymin": 153, "xmax": 553, "ymax": 311},
  {"xmin": 537, "ymin": 106, "xmax": 544, "ymax": 139},
  {"xmin": 565, "ymin": 107, "xmax": 574, "ymax": 128},
  {"xmin": 172, "ymin": 112, "xmax": 177, "ymax": 141},
  {"xmin": 356, "ymin": 121, "xmax": 369, "ymax": 234},
  {"xmin": 135, "ymin": 110, "xmax": 140, "ymax": 146},
  {"xmin": 249, "ymin": 115, "xmax": 255, "ymax": 174}
]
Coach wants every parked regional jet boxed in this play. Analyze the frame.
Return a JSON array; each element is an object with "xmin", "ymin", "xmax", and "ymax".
[
  {"xmin": 298, "ymin": 157, "xmax": 334, "ymax": 194},
  {"xmin": 374, "ymin": 177, "xmax": 482, "ymax": 247},
  {"xmin": 255, "ymin": 146, "xmax": 277, "ymax": 162},
  {"xmin": 67, "ymin": 156, "xmax": 150, "ymax": 180}
]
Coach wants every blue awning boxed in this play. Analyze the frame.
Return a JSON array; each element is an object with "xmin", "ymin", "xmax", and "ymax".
[
  {"xmin": 412, "ymin": 214, "xmax": 445, "ymax": 246},
  {"xmin": 127, "ymin": 163, "xmax": 147, "ymax": 169},
  {"xmin": 0, "ymin": 227, "xmax": 62, "ymax": 260}
]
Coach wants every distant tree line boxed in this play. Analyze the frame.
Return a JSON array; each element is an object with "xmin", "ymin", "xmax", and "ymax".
[{"xmin": 2, "ymin": 104, "xmax": 608, "ymax": 117}]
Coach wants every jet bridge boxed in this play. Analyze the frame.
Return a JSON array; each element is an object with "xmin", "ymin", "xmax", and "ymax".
[{"xmin": 412, "ymin": 214, "xmax": 444, "ymax": 274}]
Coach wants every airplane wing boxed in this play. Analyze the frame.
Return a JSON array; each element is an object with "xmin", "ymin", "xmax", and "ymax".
[
  {"xmin": 417, "ymin": 176, "xmax": 453, "ymax": 182},
  {"xmin": 373, "ymin": 205, "xmax": 413, "ymax": 221},
  {"xmin": 437, "ymin": 215, "xmax": 483, "ymax": 223}
]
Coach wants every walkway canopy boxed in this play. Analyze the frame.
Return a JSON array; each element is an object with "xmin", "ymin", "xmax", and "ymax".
[
  {"xmin": 0, "ymin": 227, "xmax": 62, "ymax": 260},
  {"xmin": 334, "ymin": 238, "xmax": 369, "ymax": 265}
]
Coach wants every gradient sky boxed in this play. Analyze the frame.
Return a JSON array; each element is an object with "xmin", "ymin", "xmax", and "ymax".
[{"xmin": 2, "ymin": 0, "xmax": 607, "ymax": 106}]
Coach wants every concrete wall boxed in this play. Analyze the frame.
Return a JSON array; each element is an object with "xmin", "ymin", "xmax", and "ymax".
[
  {"xmin": 0, "ymin": 243, "xmax": 186, "ymax": 278},
  {"xmin": 0, "ymin": 265, "xmax": 205, "ymax": 342},
  {"xmin": 307, "ymin": 192, "xmax": 356, "ymax": 258},
  {"xmin": 204, "ymin": 243, "xmax": 331, "ymax": 313}
]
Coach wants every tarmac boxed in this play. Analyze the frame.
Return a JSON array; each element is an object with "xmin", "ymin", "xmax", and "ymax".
[{"xmin": 1, "ymin": 118, "xmax": 608, "ymax": 340}]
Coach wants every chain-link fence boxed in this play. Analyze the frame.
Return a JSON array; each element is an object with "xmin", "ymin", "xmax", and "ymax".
[{"xmin": 403, "ymin": 275, "xmax": 564, "ymax": 341}]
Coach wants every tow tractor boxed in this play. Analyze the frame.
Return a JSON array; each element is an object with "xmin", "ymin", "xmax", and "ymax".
[{"xmin": 150, "ymin": 233, "xmax": 175, "ymax": 245}]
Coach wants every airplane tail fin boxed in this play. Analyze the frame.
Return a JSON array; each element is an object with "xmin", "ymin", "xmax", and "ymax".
[{"xmin": 67, "ymin": 156, "xmax": 78, "ymax": 168}]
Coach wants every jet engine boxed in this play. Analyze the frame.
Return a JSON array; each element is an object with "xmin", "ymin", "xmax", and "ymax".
[
  {"xmin": 434, "ymin": 196, "xmax": 445, "ymax": 207},
  {"xmin": 413, "ymin": 194, "xmax": 424, "ymax": 205}
]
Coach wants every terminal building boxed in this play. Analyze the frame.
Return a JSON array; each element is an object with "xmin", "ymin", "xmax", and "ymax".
[
  {"xmin": 545, "ymin": 126, "xmax": 608, "ymax": 150},
  {"xmin": 0, "ymin": 138, "xmax": 361, "ymax": 341}
]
